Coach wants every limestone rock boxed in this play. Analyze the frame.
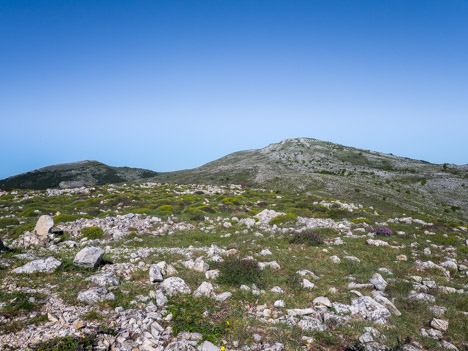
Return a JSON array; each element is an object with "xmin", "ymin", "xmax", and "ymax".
[
  {"xmin": 430, "ymin": 318, "xmax": 448, "ymax": 331},
  {"xmin": 198, "ymin": 341, "xmax": 221, "ymax": 351},
  {"xmin": 370, "ymin": 273, "xmax": 387, "ymax": 291},
  {"xmin": 73, "ymin": 247, "xmax": 104, "ymax": 268},
  {"xmin": 164, "ymin": 341, "xmax": 197, "ymax": 351},
  {"xmin": 85, "ymin": 272, "xmax": 119, "ymax": 286},
  {"xmin": 12, "ymin": 257, "xmax": 61, "ymax": 274},
  {"xmin": 193, "ymin": 281, "xmax": 214, "ymax": 297},
  {"xmin": 160, "ymin": 277, "xmax": 191, "ymax": 297},
  {"xmin": 34, "ymin": 215, "xmax": 54, "ymax": 236},
  {"xmin": 313, "ymin": 296, "xmax": 332, "ymax": 307},
  {"xmin": 77, "ymin": 287, "xmax": 114, "ymax": 304},
  {"xmin": 149, "ymin": 264, "xmax": 164, "ymax": 283}
]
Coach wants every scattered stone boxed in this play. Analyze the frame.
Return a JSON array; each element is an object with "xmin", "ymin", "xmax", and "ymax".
[
  {"xmin": 370, "ymin": 273, "xmax": 387, "ymax": 291},
  {"xmin": 12, "ymin": 257, "xmax": 61, "ymax": 274},
  {"xmin": 301, "ymin": 278, "xmax": 315, "ymax": 289},
  {"xmin": 193, "ymin": 281, "xmax": 214, "ymax": 297},
  {"xmin": 430, "ymin": 318, "xmax": 448, "ymax": 332},
  {"xmin": 164, "ymin": 341, "xmax": 197, "ymax": 351},
  {"xmin": 160, "ymin": 277, "xmax": 191, "ymax": 296},
  {"xmin": 149, "ymin": 264, "xmax": 164, "ymax": 283},
  {"xmin": 73, "ymin": 246, "xmax": 105, "ymax": 268},
  {"xmin": 198, "ymin": 341, "xmax": 221, "ymax": 351},
  {"xmin": 86, "ymin": 272, "xmax": 119, "ymax": 286},
  {"xmin": 77, "ymin": 287, "xmax": 114, "ymax": 304},
  {"xmin": 330, "ymin": 255, "xmax": 341, "ymax": 264},
  {"xmin": 313, "ymin": 296, "xmax": 332, "ymax": 307},
  {"xmin": 214, "ymin": 292, "xmax": 232, "ymax": 302}
]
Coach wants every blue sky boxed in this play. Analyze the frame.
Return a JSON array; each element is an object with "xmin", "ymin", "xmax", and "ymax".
[{"xmin": 1, "ymin": 0, "xmax": 467, "ymax": 179}]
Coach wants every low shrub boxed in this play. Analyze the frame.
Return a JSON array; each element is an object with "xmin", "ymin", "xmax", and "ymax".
[
  {"xmin": 351, "ymin": 218, "xmax": 370, "ymax": 224},
  {"xmin": 217, "ymin": 258, "xmax": 263, "ymax": 287},
  {"xmin": 269, "ymin": 213, "xmax": 297, "ymax": 225},
  {"xmin": 370, "ymin": 227, "xmax": 393, "ymax": 236},
  {"xmin": 157, "ymin": 205, "xmax": 173, "ymax": 214},
  {"xmin": 81, "ymin": 227, "xmax": 104, "ymax": 240},
  {"xmin": 289, "ymin": 231, "xmax": 324, "ymax": 245}
]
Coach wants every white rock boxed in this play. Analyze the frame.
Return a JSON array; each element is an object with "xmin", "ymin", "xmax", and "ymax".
[
  {"xmin": 160, "ymin": 277, "xmax": 191, "ymax": 297},
  {"xmin": 34, "ymin": 215, "xmax": 54, "ymax": 236},
  {"xmin": 73, "ymin": 247, "xmax": 105, "ymax": 268},
  {"xmin": 301, "ymin": 279, "xmax": 315, "ymax": 289},
  {"xmin": 313, "ymin": 296, "xmax": 331, "ymax": 307},
  {"xmin": 77, "ymin": 287, "xmax": 114, "ymax": 304},
  {"xmin": 430, "ymin": 318, "xmax": 448, "ymax": 331},
  {"xmin": 193, "ymin": 282, "xmax": 214, "ymax": 298},
  {"xmin": 12, "ymin": 257, "xmax": 61, "ymax": 274},
  {"xmin": 330, "ymin": 255, "xmax": 341, "ymax": 264},
  {"xmin": 86, "ymin": 272, "xmax": 119, "ymax": 286},
  {"xmin": 370, "ymin": 273, "xmax": 387, "ymax": 291},
  {"xmin": 274, "ymin": 300, "xmax": 285, "ymax": 307},
  {"xmin": 214, "ymin": 292, "xmax": 232, "ymax": 302},
  {"xmin": 149, "ymin": 264, "xmax": 164, "ymax": 283},
  {"xmin": 198, "ymin": 341, "xmax": 221, "ymax": 351}
]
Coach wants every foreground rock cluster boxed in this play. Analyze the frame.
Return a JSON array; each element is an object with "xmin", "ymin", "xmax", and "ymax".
[{"xmin": 0, "ymin": 183, "xmax": 467, "ymax": 350}]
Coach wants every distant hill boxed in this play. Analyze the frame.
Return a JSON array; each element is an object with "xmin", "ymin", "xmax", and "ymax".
[
  {"xmin": 0, "ymin": 161, "xmax": 158, "ymax": 190},
  {"xmin": 152, "ymin": 138, "xmax": 468, "ymax": 221}
]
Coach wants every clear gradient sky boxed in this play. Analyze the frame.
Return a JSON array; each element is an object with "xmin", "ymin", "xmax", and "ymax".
[{"xmin": 1, "ymin": 0, "xmax": 467, "ymax": 179}]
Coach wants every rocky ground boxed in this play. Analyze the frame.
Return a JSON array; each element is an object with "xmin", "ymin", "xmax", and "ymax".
[{"xmin": 0, "ymin": 183, "xmax": 467, "ymax": 350}]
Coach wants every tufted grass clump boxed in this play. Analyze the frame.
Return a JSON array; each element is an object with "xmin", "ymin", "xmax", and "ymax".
[
  {"xmin": 217, "ymin": 258, "xmax": 263, "ymax": 287},
  {"xmin": 370, "ymin": 227, "xmax": 393, "ymax": 236},
  {"xmin": 269, "ymin": 212, "xmax": 297, "ymax": 225},
  {"xmin": 166, "ymin": 296, "xmax": 229, "ymax": 343},
  {"xmin": 289, "ymin": 231, "xmax": 324, "ymax": 246},
  {"xmin": 31, "ymin": 336, "xmax": 95, "ymax": 351},
  {"xmin": 81, "ymin": 226, "xmax": 104, "ymax": 240},
  {"xmin": 0, "ymin": 291, "xmax": 43, "ymax": 317},
  {"xmin": 0, "ymin": 217, "xmax": 19, "ymax": 228}
]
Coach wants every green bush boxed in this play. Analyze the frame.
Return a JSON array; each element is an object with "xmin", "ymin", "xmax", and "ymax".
[
  {"xmin": 457, "ymin": 246, "xmax": 468, "ymax": 255},
  {"xmin": 0, "ymin": 217, "xmax": 19, "ymax": 228},
  {"xmin": 351, "ymin": 218, "xmax": 370, "ymax": 224},
  {"xmin": 269, "ymin": 213, "xmax": 297, "ymax": 225},
  {"xmin": 157, "ymin": 204, "xmax": 173, "ymax": 214},
  {"xmin": 81, "ymin": 227, "xmax": 104, "ymax": 240},
  {"xmin": 289, "ymin": 231, "xmax": 324, "ymax": 246},
  {"xmin": 217, "ymin": 258, "xmax": 263, "ymax": 287}
]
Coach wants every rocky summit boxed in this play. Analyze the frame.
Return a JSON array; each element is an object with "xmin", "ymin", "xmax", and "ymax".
[{"xmin": 0, "ymin": 141, "xmax": 467, "ymax": 351}]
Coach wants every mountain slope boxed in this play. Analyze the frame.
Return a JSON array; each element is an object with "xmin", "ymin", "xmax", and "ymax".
[
  {"xmin": 153, "ymin": 138, "xmax": 468, "ymax": 221},
  {"xmin": 0, "ymin": 161, "xmax": 158, "ymax": 190}
]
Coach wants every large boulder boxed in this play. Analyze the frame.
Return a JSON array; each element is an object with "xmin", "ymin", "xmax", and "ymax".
[
  {"xmin": 193, "ymin": 281, "xmax": 214, "ymax": 298},
  {"xmin": 12, "ymin": 257, "xmax": 61, "ymax": 274},
  {"xmin": 160, "ymin": 277, "xmax": 191, "ymax": 297},
  {"xmin": 73, "ymin": 247, "xmax": 105, "ymax": 268},
  {"xmin": 34, "ymin": 215, "xmax": 54, "ymax": 236}
]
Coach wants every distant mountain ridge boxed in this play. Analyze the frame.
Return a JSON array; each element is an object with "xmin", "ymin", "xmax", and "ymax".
[
  {"xmin": 0, "ymin": 160, "xmax": 157, "ymax": 190},
  {"xmin": 2, "ymin": 138, "xmax": 467, "ymax": 221},
  {"xmin": 152, "ymin": 138, "xmax": 468, "ymax": 221}
]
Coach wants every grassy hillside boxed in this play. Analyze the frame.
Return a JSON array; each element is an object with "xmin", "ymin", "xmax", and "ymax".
[{"xmin": 152, "ymin": 138, "xmax": 468, "ymax": 222}]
